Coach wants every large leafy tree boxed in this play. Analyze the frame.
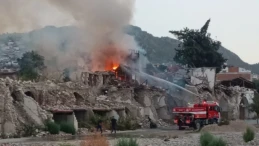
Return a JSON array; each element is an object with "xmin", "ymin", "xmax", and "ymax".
[
  {"xmin": 253, "ymin": 79, "xmax": 259, "ymax": 93},
  {"xmin": 169, "ymin": 19, "xmax": 227, "ymax": 71},
  {"xmin": 17, "ymin": 51, "xmax": 45, "ymax": 80}
]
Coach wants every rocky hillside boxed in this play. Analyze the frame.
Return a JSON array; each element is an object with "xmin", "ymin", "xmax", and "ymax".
[
  {"xmin": 0, "ymin": 25, "xmax": 258, "ymax": 74},
  {"xmin": 127, "ymin": 26, "xmax": 259, "ymax": 74}
]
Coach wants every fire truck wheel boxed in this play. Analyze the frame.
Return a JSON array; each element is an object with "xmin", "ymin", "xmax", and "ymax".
[{"xmin": 194, "ymin": 120, "xmax": 201, "ymax": 131}]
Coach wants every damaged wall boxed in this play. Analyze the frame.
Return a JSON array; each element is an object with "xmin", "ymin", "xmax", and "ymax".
[
  {"xmin": 215, "ymin": 85, "xmax": 256, "ymax": 120},
  {"xmin": 190, "ymin": 67, "xmax": 216, "ymax": 90}
]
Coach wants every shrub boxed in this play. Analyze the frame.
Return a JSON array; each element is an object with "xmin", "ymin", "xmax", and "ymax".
[
  {"xmin": 116, "ymin": 138, "xmax": 139, "ymax": 146},
  {"xmin": 80, "ymin": 133, "xmax": 109, "ymax": 146},
  {"xmin": 208, "ymin": 137, "xmax": 227, "ymax": 146},
  {"xmin": 128, "ymin": 138, "xmax": 138, "ymax": 146},
  {"xmin": 117, "ymin": 117, "xmax": 140, "ymax": 131},
  {"xmin": 21, "ymin": 124, "xmax": 38, "ymax": 137},
  {"xmin": 46, "ymin": 121, "xmax": 60, "ymax": 134},
  {"xmin": 89, "ymin": 114, "xmax": 107, "ymax": 126},
  {"xmin": 116, "ymin": 138, "xmax": 128, "ymax": 146},
  {"xmin": 78, "ymin": 122, "xmax": 92, "ymax": 129},
  {"xmin": 60, "ymin": 122, "xmax": 76, "ymax": 135},
  {"xmin": 200, "ymin": 132, "xmax": 227, "ymax": 146},
  {"xmin": 200, "ymin": 132, "xmax": 214, "ymax": 146},
  {"xmin": 243, "ymin": 127, "xmax": 255, "ymax": 143}
]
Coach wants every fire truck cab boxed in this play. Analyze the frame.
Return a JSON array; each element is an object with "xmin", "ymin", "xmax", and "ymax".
[{"xmin": 172, "ymin": 100, "xmax": 221, "ymax": 130}]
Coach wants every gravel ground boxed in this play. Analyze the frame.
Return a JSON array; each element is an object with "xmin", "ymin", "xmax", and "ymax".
[{"xmin": 2, "ymin": 132, "xmax": 259, "ymax": 146}]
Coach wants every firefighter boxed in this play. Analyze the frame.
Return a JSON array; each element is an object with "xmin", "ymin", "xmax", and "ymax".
[
  {"xmin": 111, "ymin": 116, "xmax": 117, "ymax": 134},
  {"xmin": 96, "ymin": 119, "xmax": 103, "ymax": 134}
]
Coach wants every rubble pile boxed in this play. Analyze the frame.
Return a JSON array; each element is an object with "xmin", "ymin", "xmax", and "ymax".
[
  {"xmin": 0, "ymin": 75, "xmax": 176, "ymax": 136},
  {"xmin": 0, "ymin": 65, "xmax": 254, "ymax": 136}
]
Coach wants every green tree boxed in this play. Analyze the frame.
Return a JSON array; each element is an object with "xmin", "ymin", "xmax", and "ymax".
[
  {"xmin": 17, "ymin": 51, "xmax": 45, "ymax": 80},
  {"xmin": 169, "ymin": 19, "xmax": 227, "ymax": 72},
  {"xmin": 250, "ymin": 93, "xmax": 259, "ymax": 124},
  {"xmin": 253, "ymin": 79, "xmax": 259, "ymax": 93}
]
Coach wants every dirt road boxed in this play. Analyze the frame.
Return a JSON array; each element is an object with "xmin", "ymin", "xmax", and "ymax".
[{"xmin": 0, "ymin": 126, "xmax": 192, "ymax": 144}]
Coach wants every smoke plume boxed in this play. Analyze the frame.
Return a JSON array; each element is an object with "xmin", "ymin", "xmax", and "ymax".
[
  {"xmin": 0, "ymin": 0, "xmax": 136, "ymax": 73},
  {"xmin": 48, "ymin": 0, "xmax": 136, "ymax": 71},
  {"xmin": 0, "ymin": 0, "xmax": 72, "ymax": 33}
]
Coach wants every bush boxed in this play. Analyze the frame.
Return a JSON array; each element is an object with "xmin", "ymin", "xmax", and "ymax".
[
  {"xmin": 46, "ymin": 121, "xmax": 60, "ymax": 135},
  {"xmin": 200, "ymin": 132, "xmax": 214, "ymax": 146},
  {"xmin": 21, "ymin": 124, "xmax": 38, "ymax": 137},
  {"xmin": 116, "ymin": 138, "xmax": 138, "ymax": 146},
  {"xmin": 243, "ymin": 127, "xmax": 255, "ymax": 143},
  {"xmin": 78, "ymin": 122, "xmax": 92, "ymax": 129},
  {"xmin": 128, "ymin": 138, "xmax": 138, "ymax": 146},
  {"xmin": 60, "ymin": 122, "xmax": 76, "ymax": 135},
  {"xmin": 89, "ymin": 114, "xmax": 107, "ymax": 126},
  {"xmin": 208, "ymin": 137, "xmax": 227, "ymax": 146},
  {"xmin": 117, "ymin": 117, "xmax": 140, "ymax": 131},
  {"xmin": 200, "ymin": 132, "xmax": 227, "ymax": 146}
]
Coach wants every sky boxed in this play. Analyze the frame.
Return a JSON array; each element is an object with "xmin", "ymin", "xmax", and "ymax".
[{"xmin": 132, "ymin": 0, "xmax": 259, "ymax": 64}]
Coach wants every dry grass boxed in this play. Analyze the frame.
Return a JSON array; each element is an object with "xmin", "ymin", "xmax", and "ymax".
[{"xmin": 80, "ymin": 133, "xmax": 109, "ymax": 146}]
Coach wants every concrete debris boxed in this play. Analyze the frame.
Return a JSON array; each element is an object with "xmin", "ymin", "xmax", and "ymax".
[
  {"xmin": 0, "ymin": 75, "xmax": 177, "ymax": 136},
  {"xmin": 0, "ymin": 65, "xmax": 254, "ymax": 137}
]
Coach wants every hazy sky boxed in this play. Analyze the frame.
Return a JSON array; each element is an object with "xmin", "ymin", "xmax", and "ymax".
[{"xmin": 132, "ymin": 0, "xmax": 259, "ymax": 64}]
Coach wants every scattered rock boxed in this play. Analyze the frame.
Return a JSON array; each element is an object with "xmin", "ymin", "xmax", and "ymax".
[{"xmin": 201, "ymin": 120, "xmax": 258, "ymax": 132}]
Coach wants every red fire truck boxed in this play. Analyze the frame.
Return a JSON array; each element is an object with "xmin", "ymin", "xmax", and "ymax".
[{"xmin": 172, "ymin": 100, "xmax": 221, "ymax": 130}]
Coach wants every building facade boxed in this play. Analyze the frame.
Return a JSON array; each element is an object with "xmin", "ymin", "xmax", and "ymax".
[{"xmin": 217, "ymin": 66, "xmax": 252, "ymax": 82}]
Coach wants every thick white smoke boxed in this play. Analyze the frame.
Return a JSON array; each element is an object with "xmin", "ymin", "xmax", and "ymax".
[
  {"xmin": 48, "ymin": 0, "xmax": 136, "ymax": 71},
  {"xmin": 0, "ymin": 0, "xmax": 73, "ymax": 33},
  {"xmin": 0, "ymin": 0, "xmax": 137, "ymax": 73}
]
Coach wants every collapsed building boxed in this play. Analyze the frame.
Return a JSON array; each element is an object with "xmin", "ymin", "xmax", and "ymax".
[
  {"xmin": 0, "ymin": 63, "xmax": 257, "ymax": 136},
  {"xmin": 0, "ymin": 70, "xmax": 179, "ymax": 136},
  {"xmin": 0, "ymin": 41, "xmax": 256, "ymax": 136}
]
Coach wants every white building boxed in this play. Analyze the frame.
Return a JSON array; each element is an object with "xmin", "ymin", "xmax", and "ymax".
[{"xmin": 252, "ymin": 74, "xmax": 259, "ymax": 80}]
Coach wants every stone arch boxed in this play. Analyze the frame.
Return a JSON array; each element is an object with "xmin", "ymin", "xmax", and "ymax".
[
  {"xmin": 239, "ymin": 96, "xmax": 249, "ymax": 120},
  {"xmin": 73, "ymin": 92, "xmax": 84, "ymax": 104},
  {"xmin": 24, "ymin": 91, "xmax": 36, "ymax": 100}
]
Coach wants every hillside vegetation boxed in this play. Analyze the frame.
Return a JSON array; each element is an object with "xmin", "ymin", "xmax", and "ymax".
[{"xmin": 127, "ymin": 25, "xmax": 259, "ymax": 74}]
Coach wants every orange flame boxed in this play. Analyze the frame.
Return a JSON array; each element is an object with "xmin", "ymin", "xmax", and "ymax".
[
  {"xmin": 112, "ymin": 66, "xmax": 118, "ymax": 70},
  {"xmin": 90, "ymin": 43, "xmax": 128, "ymax": 72}
]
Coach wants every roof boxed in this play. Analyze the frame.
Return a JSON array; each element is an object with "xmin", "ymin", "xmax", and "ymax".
[
  {"xmin": 216, "ymin": 73, "xmax": 251, "ymax": 81},
  {"xmin": 220, "ymin": 77, "xmax": 255, "ymax": 89},
  {"xmin": 0, "ymin": 71, "xmax": 18, "ymax": 75},
  {"xmin": 50, "ymin": 109, "xmax": 73, "ymax": 114}
]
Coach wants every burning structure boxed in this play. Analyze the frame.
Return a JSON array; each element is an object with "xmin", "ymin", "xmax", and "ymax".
[{"xmin": 0, "ymin": 0, "xmax": 257, "ymax": 138}]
